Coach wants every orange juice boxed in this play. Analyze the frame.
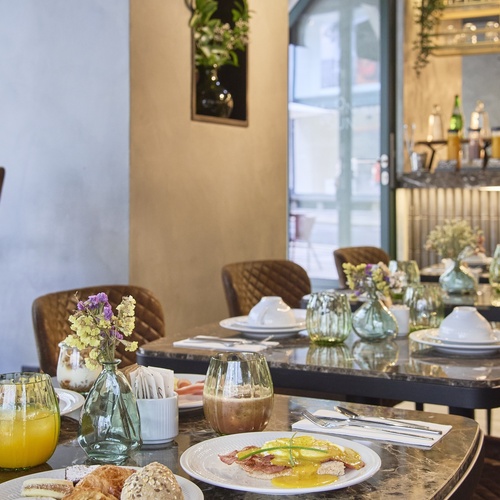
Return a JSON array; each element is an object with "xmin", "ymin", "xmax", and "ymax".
[{"xmin": 0, "ymin": 407, "xmax": 60, "ymax": 469}]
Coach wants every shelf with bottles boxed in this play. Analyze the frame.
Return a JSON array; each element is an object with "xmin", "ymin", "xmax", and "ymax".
[
  {"xmin": 415, "ymin": 137, "xmax": 495, "ymax": 170},
  {"xmin": 431, "ymin": 0, "xmax": 500, "ymax": 56}
]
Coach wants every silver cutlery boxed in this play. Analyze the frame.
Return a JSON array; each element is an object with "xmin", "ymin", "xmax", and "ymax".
[
  {"xmin": 334, "ymin": 405, "xmax": 442, "ymax": 434},
  {"xmin": 302, "ymin": 410, "xmax": 435, "ymax": 440},
  {"xmin": 183, "ymin": 335, "xmax": 274, "ymax": 347}
]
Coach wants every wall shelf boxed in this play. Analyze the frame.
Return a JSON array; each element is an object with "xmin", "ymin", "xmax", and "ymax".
[{"xmin": 431, "ymin": 0, "xmax": 500, "ymax": 56}]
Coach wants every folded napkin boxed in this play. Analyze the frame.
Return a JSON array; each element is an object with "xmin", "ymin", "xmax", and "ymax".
[
  {"xmin": 173, "ymin": 335, "xmax": 279, "ymax": 352},
  {"xmin": 292, "ymin": 410, "xmax": 451, "ymax": 449}
]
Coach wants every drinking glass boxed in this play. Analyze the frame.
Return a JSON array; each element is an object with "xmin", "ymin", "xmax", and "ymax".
[
  {"xmin": 306, "ymin": 291, "xmax": 352, "ymax": 345},
  {"xmin": 404, "ymin": 284, "xmax": 444, "ymax": 332},
  {"xmin": 203, "ymin": 352, "xmax": 274, "ymax": 435},
  {"xmin": 0, "ymin": 372, "xmax": 60, "ymax": 470},
  {"xmin": 56, "ymin": 342, "xmax": 101, "ymax": 394}
]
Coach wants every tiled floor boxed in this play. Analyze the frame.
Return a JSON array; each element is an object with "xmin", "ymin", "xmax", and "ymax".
[{"xmin": 395, "ymin": 401, "xmax": 499, "ymax": 437}]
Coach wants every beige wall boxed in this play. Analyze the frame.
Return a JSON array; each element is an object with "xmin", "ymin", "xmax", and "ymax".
[{"xmin": 130, "ymin": 0, "xmax": 289, "ymax": 335}]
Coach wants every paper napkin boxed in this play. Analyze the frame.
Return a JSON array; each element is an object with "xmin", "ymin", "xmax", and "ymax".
[
  {"xmin": 173, "ymin": 335, "xmax": 279, "ymax": 352},
  {"xmin": 292, "ymin": 410, "xmax": 452, "ymax": 448}
]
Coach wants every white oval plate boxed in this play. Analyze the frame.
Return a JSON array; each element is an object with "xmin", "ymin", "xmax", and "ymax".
[
  {"xmin": 175, "ymin": 373, "xmax": 204, "ymax": 411},
  {"xmin": 421, "ymin": 328, "xmax": 500, "ymax": 346},
  {"xmin": 0, "ymin": 467, "xmax": 203, "ymax": 500},
  {"xmin": 55, "ymin": 388, "xmax": 85, "ymax": 417},
  {"xmin": 180, "ymin": 431, "xmax": 381, "ymax": 495},
  {"xmin": 410, "ymin": 330, "xmax": 500, "ymax": 355},
  {"xmin": 220, "ymin": 309, "xmax": 306, "ymax": 334}
]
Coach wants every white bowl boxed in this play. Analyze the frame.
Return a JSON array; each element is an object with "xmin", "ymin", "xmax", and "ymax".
[
  {"xmin": 438, "ymin": 306, "xmax": 495, "ymax": 343},
  {"xmin": 247, "ymin": 296, "xmax": 296, "ymax": 327}
]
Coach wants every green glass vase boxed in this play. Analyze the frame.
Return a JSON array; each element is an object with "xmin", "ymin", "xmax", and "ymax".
[
  {"xmin": 352, "ymin": 291, "xmax": 398, "ymax": 342},
  {"xmin": 439, "ymin": 259, "xmax": 476, "ymax": 295},
  {"xmin": 78, "ymin": 360, "xmax": 141, "ymax": 464}
]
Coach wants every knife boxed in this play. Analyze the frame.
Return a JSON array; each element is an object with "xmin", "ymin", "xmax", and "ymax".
[
  {"xmin": 316, "ymin": 415, "xmax": 442, "ymax": 435},
  {"xmin": 333, "ymin": 406, "xmax": 441, "ymax": 433}
]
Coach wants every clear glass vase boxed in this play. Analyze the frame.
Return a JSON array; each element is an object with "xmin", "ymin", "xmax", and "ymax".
[
  {"xmin": 439, "ymin": 259, "xmax": 476, "ymax": 295},
  {"xmin": 196, "ymin": 65, "xmax": 234, "ymax": 118},
  {"xmin": 78, "ymin": 360, "xmax": 141, "ymax": 464},
  {"xmin": 489, "ymin": 244, "xmax": 500, "ymax": 293},
  {"xmin": 306, "ymin": 291, "xmax": 352, "ymax": 345},
  {"xmin": 352, "ymin": 291, "xmax": 398, "ymax": 342}
]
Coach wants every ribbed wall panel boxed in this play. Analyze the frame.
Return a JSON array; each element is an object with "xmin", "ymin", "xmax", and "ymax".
[{"xmin": 403, "ymin": 189, "xmax": 500, "ymax": 268}]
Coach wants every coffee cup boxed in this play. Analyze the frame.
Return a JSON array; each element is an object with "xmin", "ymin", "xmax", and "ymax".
[{"xmin": 247, "ymin": 296, "xmax": 296, "ymax": 327}]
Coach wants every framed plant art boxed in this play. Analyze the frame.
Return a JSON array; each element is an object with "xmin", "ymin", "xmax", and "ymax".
[{"xmin": 187, "ymin": 0, "xmax": 250, "ymax": 126}]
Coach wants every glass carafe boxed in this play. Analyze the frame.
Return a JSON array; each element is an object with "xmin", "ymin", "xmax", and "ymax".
[{"xmin": 0, "ymin": 372, "xmax": 60, "ymax": 470}]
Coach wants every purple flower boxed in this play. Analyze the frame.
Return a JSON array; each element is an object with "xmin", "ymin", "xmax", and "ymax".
[
  {"xmin": 103, "ymin": 304, "xmax": 113, "ymax": 321},
  {"xmin": 77, "ymin": 301, "xmax": 86, "ymax": 311}
]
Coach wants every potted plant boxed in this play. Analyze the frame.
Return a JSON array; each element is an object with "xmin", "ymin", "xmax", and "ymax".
[
  {"xmin": 412, "ymin": 0, "xmax": 445, "ymax": 76},
  {"xmin": 189, "ymin": 0, "xmax": 250, "ymax": 117}
]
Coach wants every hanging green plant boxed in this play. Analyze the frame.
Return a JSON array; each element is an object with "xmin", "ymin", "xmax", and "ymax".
[
  {"xmin": 189, "ymin": 0, "xmax": 250, "ymax": 68},
  {"xmin": 412, "ymin": 0, "xmax": 445, "ymax": 77}
]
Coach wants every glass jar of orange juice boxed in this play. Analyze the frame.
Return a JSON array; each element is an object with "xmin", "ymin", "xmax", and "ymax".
[{"xmin": 0, "ymin": 372, "xmax": 60, "ymax": 470}]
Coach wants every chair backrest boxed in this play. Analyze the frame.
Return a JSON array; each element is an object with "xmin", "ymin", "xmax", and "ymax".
[
  {"xmin": 221, "ymin": 260, "xmax": 312, "ymax": 317},
  {"xmin": 32, "ymin": 285, "xmax": 165, "ymax": 376},
  {"xmin": 334, "ymin": 246, "xmax": 391, "ymax": 288}
]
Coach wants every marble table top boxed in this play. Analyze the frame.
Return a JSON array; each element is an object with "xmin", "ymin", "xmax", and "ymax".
[
  {"xmin": 137, "ymin": 321, "xmax": 500, "ymax": 411},
  {"xmin": 0, "ymin": 394, "xmax": 482, "ymax": 499}
]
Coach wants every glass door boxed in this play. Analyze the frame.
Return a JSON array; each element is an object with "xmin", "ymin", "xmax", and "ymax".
[{"xmin": 288, "ymin": 0, "xmax": 397, "ymax": 286}]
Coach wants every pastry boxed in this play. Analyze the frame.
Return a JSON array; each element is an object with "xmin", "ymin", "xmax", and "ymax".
[{"xmin": 21, "ymin": 478, "xmax": 74, "ymax": 498}]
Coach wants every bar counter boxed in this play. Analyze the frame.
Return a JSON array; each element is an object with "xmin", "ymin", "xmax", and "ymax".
[{"xmin": 0, "ymin": 394, "xmax": 483, "ymax": 499}]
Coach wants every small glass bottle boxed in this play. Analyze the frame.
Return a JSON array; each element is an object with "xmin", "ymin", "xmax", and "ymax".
[
  {"xmin": 468, "ymin": 127, "xmax": 481, "ymax": 162},
  {"xmin": 491, "ymin": 127, "xmax": 500, "ymax": 159},
  {"xmin": 449, "ymin": 94, "xmax": 463, "ymax": 136},
  {"xmin": 427, "ymin": 104, "xmax": 444, "ymax": 142}
]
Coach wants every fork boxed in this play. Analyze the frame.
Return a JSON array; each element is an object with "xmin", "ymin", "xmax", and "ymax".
[
  {"xmin": 302, "ymin": 410, "xmax": 434, "ymax": 440},
  {"xmin": 302, "ymin": 410, "xmax": 349, "ymax": 429}
]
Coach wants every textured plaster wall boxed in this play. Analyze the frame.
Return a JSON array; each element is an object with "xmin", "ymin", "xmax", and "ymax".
[
  {"xmin": 0, "ymin": 0, "xmax": 129, "ymax": 372},
  {"xmin": 129, "ymin": 0, "xmax": 289, "ymax": 335}
]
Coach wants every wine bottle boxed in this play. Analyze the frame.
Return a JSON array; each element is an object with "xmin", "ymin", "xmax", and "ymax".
[{"xmin": 449, "ymin": 94, "xmax": 463, "ymax": 136}]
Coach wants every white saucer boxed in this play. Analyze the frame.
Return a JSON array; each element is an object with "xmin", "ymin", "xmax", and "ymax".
[
  {"xmin": 220, "ymin": 309, "xmax": 306, "ymax": 335},
  {"xmin": 410, "ymin": 329, "xmax": 500, "ymax": 355},
  {"xmin": 423, "ymin": 328, "xmax": 500, "ymax": 346}
]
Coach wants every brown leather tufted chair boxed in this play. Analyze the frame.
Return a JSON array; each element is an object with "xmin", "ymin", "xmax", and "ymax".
[
  {"xmin": 334, "ymin": 246, "xmax": 391, "ymax": 288},
  {"xmin": 221, "ymin": 260, "xmax": 312, "ymax": 317},
  {"xmin": 32, "ymin": 285, "xmax": 165, "ymax": 376}
]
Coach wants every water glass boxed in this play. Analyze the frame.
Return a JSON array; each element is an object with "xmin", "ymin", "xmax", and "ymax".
[
  {"xmin": 203, "ymin": 352, "xmax": 274, "ymax": 435},
  {"xmin": 306, "ymin": 291, "xmax": 352, "ymax": 345},
  {"xmin": 0, "ymin": 372, "xmax": 60, "ymax": 470},
  {"xmin": 404, "ymin": 285, "xmax": 444, "ymax": 332}
]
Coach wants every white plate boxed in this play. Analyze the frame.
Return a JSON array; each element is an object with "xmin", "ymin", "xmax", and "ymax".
[
  {"xmin": 220, "ymin": 310, "xmax": 306, "ymax": 335},
  {"xmin": 55, "ymin": 388, "xmax": 85, "ymax": 417},
  {"xmin": 0, "ymin": 467, "xmax": 203, "ymax": 500},
  {"xmin": 180, "ymin": 431, "xmax": 381, "ymax": 495},
  {"xmin": 175, "ymin": 373, "xmax": 204, "ymax": 411},
  {"xmin": 410, "ymin": 330, "xmax": 500, "ymax": 355},
  {"xmin": 421, "ymin": 328, "xmax": 500, "ymax": 346}
]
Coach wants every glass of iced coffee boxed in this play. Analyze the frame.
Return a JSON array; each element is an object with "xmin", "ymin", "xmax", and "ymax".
[{"xmin": 203, "ymin": 352, "xmax": 274, "ymax": 435}]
